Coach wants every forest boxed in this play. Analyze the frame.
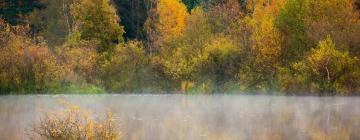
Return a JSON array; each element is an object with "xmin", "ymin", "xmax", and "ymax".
[{"xmin": 1, "ymin": 0, "xmax": 360, "ymax": 95}]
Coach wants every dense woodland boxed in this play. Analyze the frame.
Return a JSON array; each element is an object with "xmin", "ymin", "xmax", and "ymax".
[{"xmin": 0, "ymin": 0, "xmax": 360, "ymax": 95}]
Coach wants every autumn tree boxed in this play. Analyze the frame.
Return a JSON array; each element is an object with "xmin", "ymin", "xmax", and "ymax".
[
  {"xmin": 101, "ymin": 41, "xmax": 150, "ymax": 92},
  {"xmin": 196, "ymin": 35, "xmax": 242, "ymax": 92},
  {"xmin": 151, "ymin": 7, "xmax": 212, "ymax": 92},
  {"xmin": 289, "ymin": 37, "xmax": 360, "ymax": 95},
  {"xmin": 1, "ymin": 0, "xmax": 360, "ymax": 94},
  {"xmin": 56, "ymin": 42, "xmax": 99, "ymax": 85},
  {"xmin": 70, "ymin": 0, "xmax": 125, "ymax": 52},
  {"xmin": 276, "ymin": 0, "xmax": 310, "ymax": 63},
  {"xmin": 0, "ymin": 19, "xmax": 65, "ymax": 93},
  {"xmin": 207, "ymin": 0, "xmax": 243, "ymax": 34},
  {"xmin": 304, "ymin": 0, "xmax": 360, "ymax": 56},
  {"xmin": 278, "ymin": 0, "xmax": 360, "ymax": 60},
  {"xmin": 238, "ymin": 0, "xmax": 285, "ymax": 91},
  {"xmin": 145, "ymin": 0, "xmax": 188, "ymax": 53},
  {"xmin": 156, "ymin": 0, "xmax": 188, "ymax": 41}
]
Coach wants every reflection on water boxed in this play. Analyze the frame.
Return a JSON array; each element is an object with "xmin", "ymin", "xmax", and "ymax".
[{"xmin": 0, "ymin": 95, "xmax": 359, "ymax": 140}]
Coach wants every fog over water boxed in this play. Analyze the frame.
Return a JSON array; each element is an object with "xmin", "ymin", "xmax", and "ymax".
[{"xmin": 0, "ymin": 94, "xmax": 359, "ymax": 140}]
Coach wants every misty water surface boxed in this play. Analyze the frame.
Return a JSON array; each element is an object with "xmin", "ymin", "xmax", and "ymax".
[{"xmin": 0, "ymin": 94, "xmax": 359, "ymax": 140}]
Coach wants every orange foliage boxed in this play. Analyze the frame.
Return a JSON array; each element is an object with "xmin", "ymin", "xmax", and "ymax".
[{"xmin": 156, "ymin": 0, "xmax": 188, "ymax": 42}]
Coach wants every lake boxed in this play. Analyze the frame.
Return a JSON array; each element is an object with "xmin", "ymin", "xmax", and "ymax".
[{"xmin": 0, "ymin": 95, "xmax": 359, "ymax": 140}]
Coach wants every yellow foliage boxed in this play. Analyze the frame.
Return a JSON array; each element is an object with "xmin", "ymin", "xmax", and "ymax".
[
  {"xmin": 157, "ymin": 0, "xmax": 188, "ymax": 42},
  {"xmin": 56, "ymin": 45, "xmax": 99, "ymax": 83},
  {"xmin": 31, "ymin": 102, "xmax": 122, "ymax": 140},
  {"xmin": 250, "ymin": 0, "xmax": 286, "ymax": 18},
  {"xmin": 291, "ymin": 36, "xmax": 360, "ymax": 94},
  {"xmin": 0, "ymin": 20, "xmax": 65, "ymax": 92},
  {"xmin": 237, "ymin": 0, "xmax": 285, "ymax": 91},
  {"xmin": 251, "ymin": 16, "xmax": 282, "ymax": 65},
  {"xmin": 249, "ymin": 0, "xmax": 284, "ymax": 67},
  {"xmin": 161, "ymin": 46, "xmax": 196, "ymax": 81},
  {"xmin": 200, "ymin": 35, "xmax": 241, "ymax": 63}
]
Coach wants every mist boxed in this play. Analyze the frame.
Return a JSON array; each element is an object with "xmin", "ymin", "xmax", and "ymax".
[{"xmin": 0, "ymin": 94, "xmax": 359, "ymax": 140}]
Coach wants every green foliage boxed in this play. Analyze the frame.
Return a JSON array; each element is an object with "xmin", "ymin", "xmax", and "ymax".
[
  {"xmin": 277, "ymin": 0, "xmax": 306, "ymax": 37},
  {"xmin": 101, "ymin": 41, "xmax": 150, "ymax": 92},
  {"xmin": 285, "ymin": 37, "xmax": 360, "ymax": 95},
  {"xmin": 278, "ymin": 0, "xmax": 360, "ymax": 61},
  {"xmin": 53, "ymin": 84, "xmax": 105, "ymax": 94},
  {"xmin": 71, "ymin": 0, "xmax": 125, "ymax": 52},
  {"xmin": 277, "ymin": 0, "xmax": 309, "ymax": 62},
  {"xmin": 196, "ymin": 35, "xmax": 242, "ymax": 89},
  {"xmin": 182, "ymin": 7, "xmax": 213, "ymax": 50}
]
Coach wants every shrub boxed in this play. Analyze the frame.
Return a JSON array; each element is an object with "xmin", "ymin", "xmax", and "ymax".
[
  {"xmin": 101, "ymin": 41, "xmax": 150, "ymax": 92},
  {"xmin": 285, "ymin": 36, "xmax": 360, "ymax": 95},
  {"xmin": 0, "ymin": 19, "xmax": 65, "ymax": 94},
  {"xmin": 31, "ymin": 102, "xmax": 122, "ymax": 140}
]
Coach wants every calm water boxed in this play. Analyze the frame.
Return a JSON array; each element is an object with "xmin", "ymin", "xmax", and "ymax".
[{"xmin": 0, "ymin": 94, "xmax": 359, "ymax": 140}]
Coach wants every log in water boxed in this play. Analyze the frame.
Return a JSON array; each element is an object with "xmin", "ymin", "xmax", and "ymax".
[{"xmin": 0, "ymin": 95, "xmax": 359, "ymax": 140}]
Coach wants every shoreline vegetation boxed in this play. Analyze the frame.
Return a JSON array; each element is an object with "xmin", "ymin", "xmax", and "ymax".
[{"xmin": 1, "ymin": 0, "xmax": 360, "ymax": 95}]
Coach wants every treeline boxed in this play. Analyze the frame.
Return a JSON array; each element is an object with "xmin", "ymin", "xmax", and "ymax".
[{"xmin": 0, "ymin": 0, "xmax": 360, "ymax": 95}]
